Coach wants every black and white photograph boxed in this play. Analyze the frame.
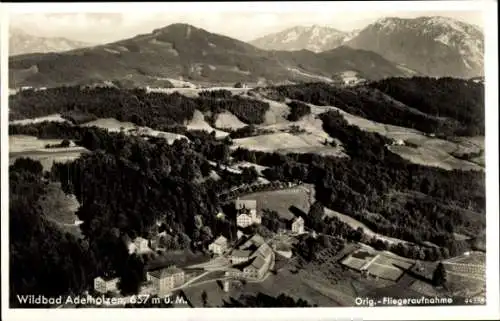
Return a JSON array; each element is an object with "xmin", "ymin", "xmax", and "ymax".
[{"xmin": 1, "ymin": 1, "xmax": 499, "ymax": 321}]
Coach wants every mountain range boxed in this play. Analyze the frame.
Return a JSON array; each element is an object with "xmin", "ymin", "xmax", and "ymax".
[
  {"xmin": 252, "ymin": 16, "xmax": 484, "ymax": 79},
  {"xmin": 9, "ymin": 16, "xmax": 483, "ymax": 89},
  {"xmin": 9, "ymin": 28, "xmax": 93, "ymax": 56},
  {"xmin": 250, "ymin": 25, "xmax": 359, "ymax": 52},
  {"xmin": 9, "ymin": 23, "xmax": 410, "ymax": 89}
]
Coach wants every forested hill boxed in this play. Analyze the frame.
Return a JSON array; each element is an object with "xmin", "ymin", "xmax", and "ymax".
[
  {"xmin": 9, "ymin": 86, "xmax": 271, "ymax": 127},
  {"xmin": 260, "ymin": 76, "xmax": 484, "ymax": 136}
]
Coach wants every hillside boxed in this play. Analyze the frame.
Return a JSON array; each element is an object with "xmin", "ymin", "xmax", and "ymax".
[
  {"xmin": 9, "ymin": 23, "xmax": 411, "ymax": 89},
  {"xmin": 345, "ymin": 16, "xmax": 484, "ymax": 78},
  {"xmin": 258, "ymin": 77, "xmax": 484, "ymax": 136}
]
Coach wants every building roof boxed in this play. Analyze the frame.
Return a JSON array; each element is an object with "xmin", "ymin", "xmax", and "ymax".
[
  {"xmin": 254, "ymin": 243, "xmax": 273, "ymax": 259},
  {"xmin": 237, "ymin": 213, "xmax": 252, "ymax": 220},
  {"xmin": 245, "ymin": 255, "xmax": 268, "ymax": 271},
  {"xmin": 292, "ymin": 216, "xmax": 304, "ymax": 224},
  {"xmin": 148, "ymin": 266, "xmax": 184, "ymax": 279},
  {"xmin": 134, "ymin": 237, "xmax": 148, "ymax": 244},
  {"xmin": 231, "ymin": 249, "xmax": 253, "ymax": 258},
  {"xmin": 95, "ymin": 275, "xmax": 118, "ymax": 282},
  {"xmin": 235, "ymin": 199, "xmax": 257, "ymax": 210},
  {"xmin": 212, "ymin": 235, "xmax": 228, "ymax": 246},
  {"xmin": 240, "ymin": 234, "xmax": 265, "ymax": 249}
]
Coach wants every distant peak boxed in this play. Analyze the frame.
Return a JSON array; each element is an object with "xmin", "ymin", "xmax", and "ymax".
[{"xmin": 152, "ymin": 23, "xmax": 200, "ymax": 34}]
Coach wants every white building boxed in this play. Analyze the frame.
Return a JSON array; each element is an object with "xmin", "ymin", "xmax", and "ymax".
[
  {"xmin": 94, "ymin": 276, "xmax": 119, "ymax": 294},
  {"xmin": 291, "ymin": 217, "xmax": 305, "ymax": 234},
  {"xmin": 147, "ymin": 266, "xmax": 185, "ymax": 295},
  {"xmin": 208, "ymin": 235, "xmax": 228, "ymax": 255},
  {"xmin": 128, "ymin": 237, "xmax": 150, "ymax": 254},
  {"xmin": 235, "ymin": 199, "xmax": 261, "ymax": 228}
]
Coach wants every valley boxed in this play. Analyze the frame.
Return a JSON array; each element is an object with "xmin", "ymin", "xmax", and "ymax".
[{"xmin": 7, "ymin": 12, "xmax": 489, "ymax": 311}]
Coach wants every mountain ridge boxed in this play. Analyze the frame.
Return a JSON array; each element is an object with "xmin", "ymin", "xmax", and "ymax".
[
  {"xmin": 249, "ymin": 16, "xmax": 483, "ymax": 78},
  {"xmin": 9, "ymin": 28, "xmax": 93, "ymax": 56},
  {"xmin": 9, "ymin": 23, "xmax": 410, "ymax": 89}
]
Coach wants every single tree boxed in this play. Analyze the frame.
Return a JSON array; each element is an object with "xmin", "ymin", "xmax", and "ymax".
[
  {"xmin": 201, "ymin": 290, "xmax": 208, "ymax": 307},
  {"xmin": 432, "ymin": 262, "xmax": 447, "ymax": 287}
]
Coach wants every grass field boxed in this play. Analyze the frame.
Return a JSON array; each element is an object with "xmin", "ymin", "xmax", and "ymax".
[
  {"xmin": 81, "ymin": 118, "xmax": 190, "ymax": 144},
  {"xmin": 147, "ymin": 250, "xmax": 211, "ymax": 271},
  {"xmin": 9, "ymin": 135, "xmax": 89, "ymax": 171},
  {"xmin": 238, "ymin": 184, "xmax": 314, "ymax": 220},
  {"xmin": 304, "ymin": 101, "xmax": 485, "ymax": 171},
  {"xmin": 231, "ymin": 161, "xmax": 269, "ymax": 176},
  {"xmin": 231, "ymin": 131, "xmax": 345, "ymax": 157},
  {"xmin": 186, "ymin": 110, "xmax": 229, "ymax": 138},
  {"xmin": 214, "ymin": 111, "xmax": 247, "ymax": 130},
  {"xmin": 324, "ymin": 208, "xmax": 412, "ymax": 245},
  {"xmin": 9, "ymin": 135, "xmax": 75, "ymax": 153},
  {"xmin": 81, "ymin": 118, "xmax": 137, "ymax": 132},
  {"xmin": 259, "ymin": 97, "xmax": 290, "ymax": 125},
  {"xmin": 388, "ymin": 145, "xmax": 482, "ymax": 171},
  {"xmin": 9, "ymin": 114, "xmax": 70, "ymax": 125}
]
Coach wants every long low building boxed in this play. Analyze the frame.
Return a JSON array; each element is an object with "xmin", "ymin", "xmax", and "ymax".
[{"xmin": 226, "ymin": 233, "xmax": 274, "ymax": 280}]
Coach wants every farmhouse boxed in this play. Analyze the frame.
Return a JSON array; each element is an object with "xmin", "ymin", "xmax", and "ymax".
[
  {"xmin": 147, "ymin": 265, "xmax": 185, "ymax": 295},
  {"xmin": 226, "ymin": 234, "xmax": 274, "ymax": 280},
  {"xmin": 235, "ymin": 199, "xmax": 261, "ymax": 228},
  {"xmin": 290, "ymin": 216, "xmax": 305, "ymax": 234},
  {"xmin": 208, "ymin": 235, "xmax": 228, "ymax": 255},
  {"xmin": 94, "ymin": 276, "xmax": 119, "ymax": 294},
  {"xmin": 226, "ymin": 242, "xmax": 274, "ymax": 280},
  {"xmin": 128, "ymin": 237, "xmax": 150, "ymax": 254}
]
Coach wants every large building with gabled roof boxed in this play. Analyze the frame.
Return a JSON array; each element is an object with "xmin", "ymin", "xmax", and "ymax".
[
  {"xmin": 226, "ymin": 233, "xmax": 274, "ymax": 280},
  {"xmin": 147, "ymin": 265, "xmax": 185, "ymax": 295}
]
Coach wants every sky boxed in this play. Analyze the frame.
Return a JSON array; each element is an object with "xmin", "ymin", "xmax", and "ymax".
[{"xmin": 7, "ymin": 2, "xmax": 486, "ymax": 44}]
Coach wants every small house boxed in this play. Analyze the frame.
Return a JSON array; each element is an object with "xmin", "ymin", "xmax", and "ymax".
[
  {"xmin": 291, "ymin": 217, "xmax": 305, "ymax": 234},
  {"xmin": 94, "ymin": 276, "xmax": 119, "ymax": 294},
  {"xmin": 208, "ymin": 235, "xmax": 228, "ymax": 255}
]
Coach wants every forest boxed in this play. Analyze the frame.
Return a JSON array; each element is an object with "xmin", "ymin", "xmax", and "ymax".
[
  {"xmin": 369, "ymin": 77, "xmax": 485, "ymax": 136},
  {"xmin": 9, "ymin": 86, "xmax": 270, "ymax": 128},
  {"xmin": 286, "ymin": 100, "xmax": 312, "ymax": 121},
  {"xmin": 10, "ymin": 124, "xmax": 256, "ymax": 306}
]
